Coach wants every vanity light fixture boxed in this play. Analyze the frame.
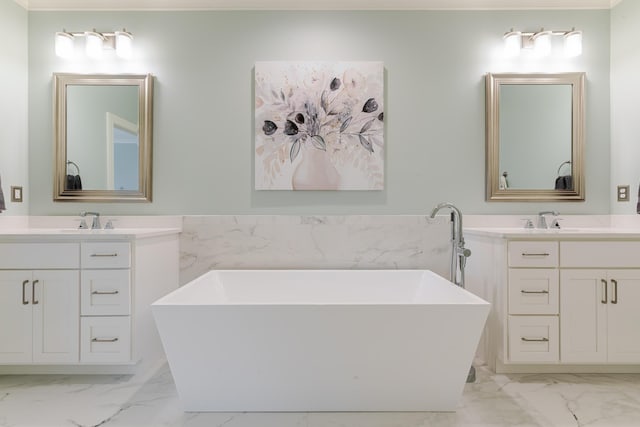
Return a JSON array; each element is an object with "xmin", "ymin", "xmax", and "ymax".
[
  {"xmin": 54, "ymin": 31, "xmax": 74, "ymax": 58},
  {"xmin": 564, "ymin": 30, "xmax": 583, "ymax": 57},
  {"xmin": 503, "ymin": 30, "xmax": 522, "ymax": 58},
  {"xmin": 85, "ymin": 30, "xmax": 104, "ymax": 59},
  {"xmin": 54, "ymin": 29, "xmax": 134, "ymax": 59},
  {"xmin": 503, "ymin": 28, "xmax": 582, "ymax": 58},
  {"xmin": 532, "ymin": 30, "xmax": 552, "ymax": 57}
]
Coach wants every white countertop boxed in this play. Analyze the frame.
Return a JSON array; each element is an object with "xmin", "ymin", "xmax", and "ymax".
[
  {"xmin": 0, "ymin": 228, "xmax": 182, "ymax": 242},
  {"xmin": 0, "ymin": 215, "xmax": 182, "ymax": 240},
  {"xmin": 465, "ymin": 227, "xmax": 640, "ymax": 239},
  {"xmin": 0, "ymin": 227, "xmax": 181, "ymax": 240}
]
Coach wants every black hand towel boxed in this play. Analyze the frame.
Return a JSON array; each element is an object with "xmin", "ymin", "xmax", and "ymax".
[
  {"xmin": 0, "ymin": 174, "xmax": 6, "ymax": 212},
  {"xmin": 66, "ymin": 174, "xmax": 75, "ymax": 190},
  {"xmin": 73, "ymin": 174, "xmax": 82, "ymax": 190},
  {"xmin": 555, "ymin": 175, "xmax": 572, "ymax": 190}
]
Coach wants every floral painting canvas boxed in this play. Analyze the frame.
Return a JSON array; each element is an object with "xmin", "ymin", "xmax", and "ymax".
[{"xmin": 255, "ymin": 62, "xmax": 384, "ymax": 190}]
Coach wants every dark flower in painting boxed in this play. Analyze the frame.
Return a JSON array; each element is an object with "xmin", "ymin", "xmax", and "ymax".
[
  {"xmin": 284, "ymin": 120, "xmax": 299, "ymax": 136},
  {"xmin": 362, "ymin": 98, "xmax": 378, "ymax": 113},
  {"xmin": 262, "ymin": 120, "xmax": 277, "ymax": 136},
  {"xmin": 330, "ymin": 77, "xmax": 341, "ymax": 91},
  {"xmin": 378, "ymin": 112, "xmax": 384, "ymax": 121},
  {"xmin": 294, "ymin": 113, "xmax": 305, "ymax": 124}
]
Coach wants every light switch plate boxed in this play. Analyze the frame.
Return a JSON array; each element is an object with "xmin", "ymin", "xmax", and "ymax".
[{"xmin": 617, "ymin": 185, "xmax": 630, "ymax": 202}]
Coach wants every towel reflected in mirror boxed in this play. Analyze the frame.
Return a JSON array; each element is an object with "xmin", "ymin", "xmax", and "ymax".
[
  {"xmin": 0, "ymin": 174, "xmax": 6, "ymax": 212},
  {"xmin": 65, "ymin": 160, "xmax": 83, "ymax": 190},
  {"xmin": 555, "ymin": 175, "xmax": 573, "ymax": 190}
]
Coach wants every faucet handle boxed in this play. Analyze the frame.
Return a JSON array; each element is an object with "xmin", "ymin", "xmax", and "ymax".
[
  {"xmin": 78, "ymin": 219, "xmax": 88, "ymax": 229},
  {"xmin": 550, "ymin": 218, "xmax": 563, "ymax": 229},
  {"xmin": 521, "ymin": 219, "xmax": 535, "ymax": 229}
]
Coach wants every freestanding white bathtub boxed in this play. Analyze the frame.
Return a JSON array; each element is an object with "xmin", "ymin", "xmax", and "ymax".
[{"xmin": 152, "ymin": 270, "xmax": 490, "ymax": 412}]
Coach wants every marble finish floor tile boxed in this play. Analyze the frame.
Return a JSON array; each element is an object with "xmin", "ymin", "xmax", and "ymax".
[{"xmin": 2, "ymin": 364, "xmax": 640, "ymax": 427}]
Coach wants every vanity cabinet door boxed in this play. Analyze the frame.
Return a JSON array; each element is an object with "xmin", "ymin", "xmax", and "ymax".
[
  {"xmin": 0, "ymin": 270, "xmax": 78, "ymax": 364},
  {"xmin": 560, "ymin": 269, "xmax": 607, "ymax": 363},
  {"xmin": 0, "ymin": 271, "xmax": 33, "ymax": 363},
  {"xmin": 606, "ymin": 270, "xmax": 640, "ymax": 363},
  {"xmin": 32, "ymin": 270, "xmax": 80, "ymax": 364},
  {"xmin": 560, "ymin": 269, "xmax": 640, "ymax": 364}
]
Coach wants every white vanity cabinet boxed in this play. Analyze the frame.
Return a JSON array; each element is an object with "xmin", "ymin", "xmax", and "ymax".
[
  {"xmin": 465, "ymin": 230, "xmax": 640, "ymax": 373},
  {"xmin": 0, "ymin": 229, "xmax": 179, "ymax": 374},
  {"xmin": 0, "ymin": 243, "xmax": 80, "ymax": 364},
  {"xmin": 560, "ymin": 241, "xmax": 640, "ymax": 364}
]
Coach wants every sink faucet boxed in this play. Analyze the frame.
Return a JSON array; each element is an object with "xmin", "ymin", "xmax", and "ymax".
[
  {"xmin": 537, "ymin": 210, "xmax": 559, "ymax": 229},
  {"xmin": 80, "ymin": 211, "xmax": 101, "ymax": 230}
]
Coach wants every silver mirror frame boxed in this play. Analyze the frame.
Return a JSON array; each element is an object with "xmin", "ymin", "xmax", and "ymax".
[
  {"xmin": 485, "ymin": 72, "xmax": 585, "ymax": 202},
  {"xmin": 53, "ymin": 73, "xmax": 153, "ymax": 202}
]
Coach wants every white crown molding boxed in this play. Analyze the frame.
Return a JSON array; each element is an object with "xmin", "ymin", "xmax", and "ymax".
[{"xmin": 16, "ymin": 0, "xmax": 620, "ymax": 11}]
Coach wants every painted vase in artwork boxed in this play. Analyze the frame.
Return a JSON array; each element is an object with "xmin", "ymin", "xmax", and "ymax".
[{"xmin": 292, "ymin": 146, "xmax": 340, "ymax": 190}]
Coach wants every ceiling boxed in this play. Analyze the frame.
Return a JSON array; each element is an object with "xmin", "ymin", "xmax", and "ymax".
[{"xmin": 14, "ymin": 0, "xmax": 623, "ymax": 10}]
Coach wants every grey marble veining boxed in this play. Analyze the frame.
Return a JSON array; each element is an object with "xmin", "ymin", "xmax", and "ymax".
[
  {"xmin": 2, "ymin": 363, "xmax": 640, "ymax": 426},
  {"xmin": 179, "ymin": 215, "xmax": 452, "ymax": 285}
]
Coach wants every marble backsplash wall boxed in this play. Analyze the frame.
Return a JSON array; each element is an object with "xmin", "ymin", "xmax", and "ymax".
[{"xmin": 179, "ymin": 215, "xmax": 453, "ymax": 286}]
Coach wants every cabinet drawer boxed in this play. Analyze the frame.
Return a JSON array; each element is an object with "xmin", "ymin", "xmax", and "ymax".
[
  {"xmin": 508, "ymin": 316, "xmax": 559, "ymax": 362},
  {"xmin": 508, "ymin": 241, "xmax": 558, "ymax": 268},
  {"xmin": 0, "ymin": 243, "xmax": 79, "ymax": 269},
  {"xmin": 561, "ymin": 241, "xmax": 640, "ymax": 268},
  {"xmin": 81, "ymin": 270, "xmax": 131, "ymax": 316},
  {"xmin": 80, "ymin": 317, "xmax": 131, "ymax": 364},
  {"xmin": 81, "ymin": 242, "xmax": 130, "ymax": 269},
  {"xmin": 508, "ymin": 269, "xmax": 559, "ymax": 315}
]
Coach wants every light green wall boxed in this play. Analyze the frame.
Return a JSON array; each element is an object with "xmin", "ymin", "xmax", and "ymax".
[
  {"xmin": 611, "ymin": 0, "xmax": 640, "ymax": 214},
  {"xmin": 28, "ymin": 9, "xmax": 611, "ymax": 215},
  {"xmin": 0, "ymin": 0, "xmax": 28, "ymax": 215}
]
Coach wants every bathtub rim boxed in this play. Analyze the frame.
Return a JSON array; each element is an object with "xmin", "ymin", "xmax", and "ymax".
[{"xmin": 152, "ymin": 269, "xmax": 490, "ymax": 307}]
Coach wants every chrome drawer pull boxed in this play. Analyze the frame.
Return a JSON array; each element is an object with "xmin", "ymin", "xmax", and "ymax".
[
  {"xmin": 521, "ymin": 290, "xmax": 549, "ymax": 294},
  {"xmin": 22, "ymin": 280, "xmax": 29, "ymax": 305},
  {"xmin": 611, "ymin": 279, "xmax": 618, "ymax": 304},
  {"xmin": 32, "ymin": 280, "xmax": 39, "ymax": 305},
  {"xmin": 521, "ymin": 253, "xmax": 550, "ymax": 257},
  {"xmin": 601, "ymin": 279, "xmax": 608, "ymax": 304},
  {"xmin": 91, "ymin": 290, "xmax": 120, "ymax": 295},
  {"xmin": 90, "ymin": 253, "xmax": 118, "ymax": 257},
  {"xmin": 521, "ymin": 337, "xmax": 549, "ymax": 342},
  {"xmin": 92, "ymin": 337, "xmax": 119, "ymax": 343}
]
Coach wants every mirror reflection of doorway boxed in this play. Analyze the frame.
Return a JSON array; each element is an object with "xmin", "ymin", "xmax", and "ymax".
[{"xmin": 106, "ymin": 112, "xmax": 139, "ymax": 190}]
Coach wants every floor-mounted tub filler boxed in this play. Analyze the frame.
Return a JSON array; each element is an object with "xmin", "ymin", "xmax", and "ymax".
[{"xmin": 152, "ymin": 269, "xmax": 490, "ymax": 412}]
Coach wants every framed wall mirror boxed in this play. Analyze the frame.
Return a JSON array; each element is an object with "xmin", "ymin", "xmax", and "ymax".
[
  {"xmin": 485, "ymin": 72, "xmax": 585, "ymax": 201},
  {"xmin": 54, "ymin": 73, "xmax": 153, "ymax": 202}
]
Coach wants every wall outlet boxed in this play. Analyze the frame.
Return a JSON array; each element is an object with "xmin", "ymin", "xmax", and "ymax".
[
  {"xmin": 10, "ymin": 186, "xmax": 23, "ymax": 203},
  {"xmin": 617, "ymin": 185, "xmax": 630, "ymax": 202}
]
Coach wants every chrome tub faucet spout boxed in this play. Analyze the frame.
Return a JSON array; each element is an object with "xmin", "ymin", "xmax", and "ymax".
[{"xmin": 429, "ymin": 202, "xmax": 471, "ymax": 288}]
